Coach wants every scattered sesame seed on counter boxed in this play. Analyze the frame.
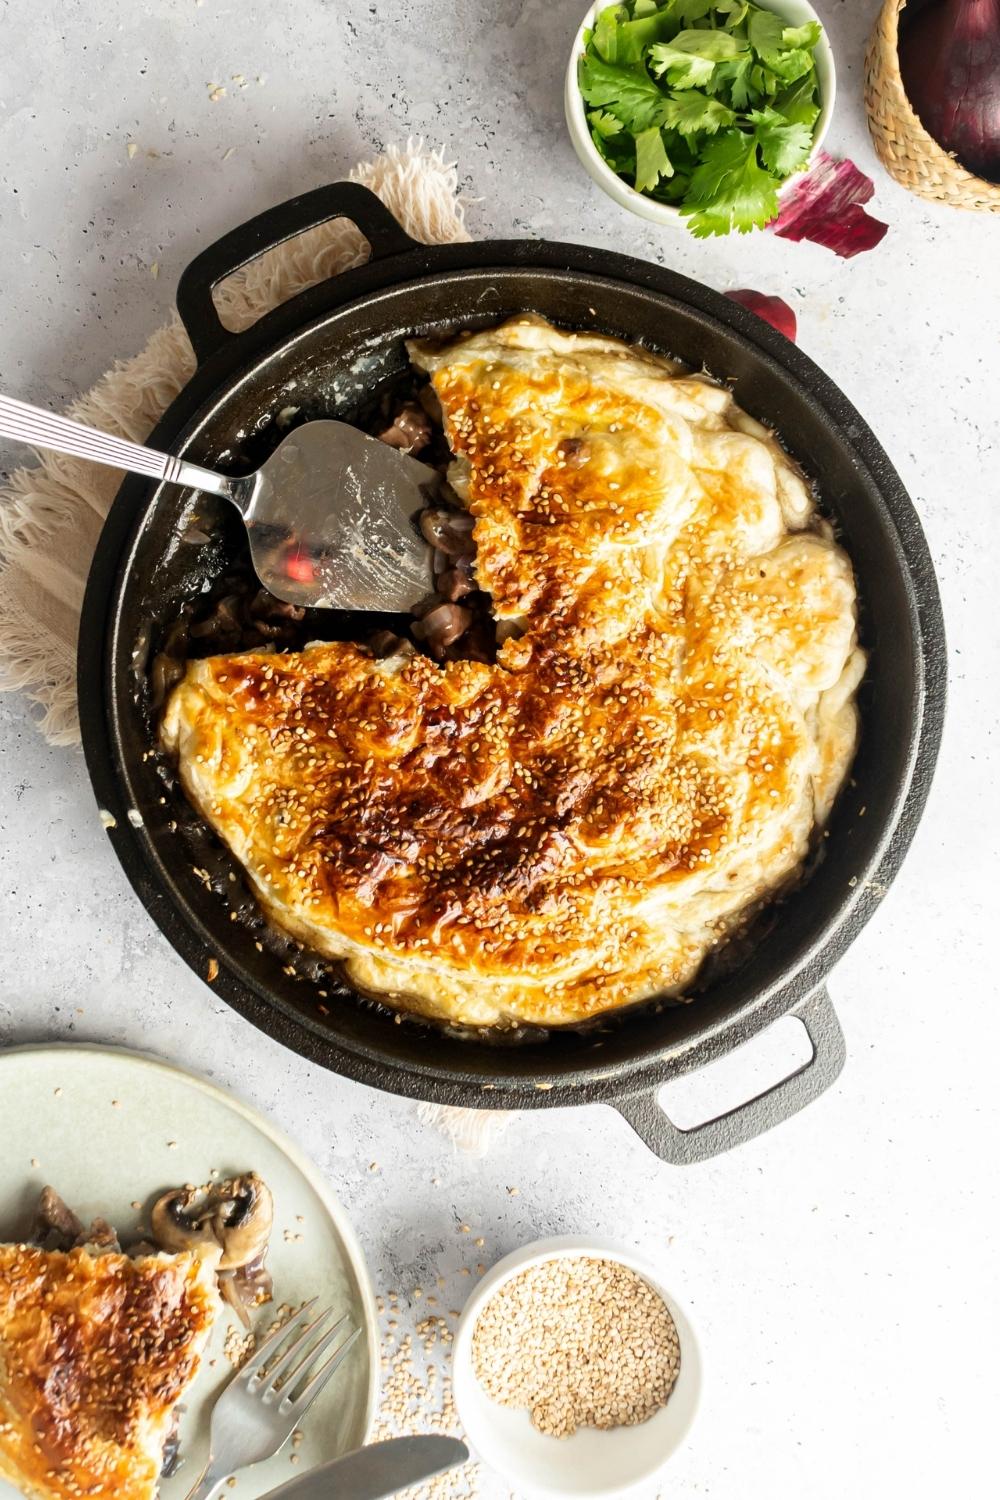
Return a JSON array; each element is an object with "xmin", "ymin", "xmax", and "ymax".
[{"xmin": 373, "ymin": 1296, "xmax": 480, "ymax": 1500}]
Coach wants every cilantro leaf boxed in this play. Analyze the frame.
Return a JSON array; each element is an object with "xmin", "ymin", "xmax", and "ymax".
[
  {"xmin": 663, "ymin": 91, "xmax": 736, "ymax": 137},
  {"xmin": 681, "ymin": 128, "xmax": 780, "ymax": 233},
  {"xmin": 579, "ymin": 53, "xmax": 671, "ymax": 131},
  {"xmin": 669, "ymin": 0, "xmax": 716, "ymax": 19},
  {"xmin": 747, "ymin": 8, "xmax": 784, "ymax": 60},
  {"xmin": 657, "ymin": 28, "xmax": 747, "ymax": 62},
  {"xmin": 675, "ymin": 0, "xmax": 745, "ymax": 20},
  {"xmin": 683, "ymin": 202, "xmax": 741, "ymax": 237},
  {"xmin": 649, "ymin": 29, "xmax": 747, "ymax": 89},
  {"xmin": 662, "ymin": 128, "xmax": 700, "ymax": 174},
  {"xmin": 782, "ymin": 20, "xmax": 822, "ymax": 49},
  {"xmin": 593, "ymin": 3, "xmax": 673, "ymax": 65},
  {"xmin": 770, "ymin": 47, "xmax": 816, "ymax": 82},
  {"xmin": 746, "ymin": 8, "xmax": 816, "ymax": 81},
  {"xmin": 634, "ymin": 126, "xmax": 674, "ymax": 192},
  {"xmin": 749, "ymin": 107, "xmax": 813, "ymax": 176},
  {"xmin": 587, "ymin": 108, "xmax": 624, "ymax": 138},
  {"xmin": 591, "ymin": 124, "xmax": 637, "ymax": 177},
  {"xmin": 750, "ymin": 60, "xmax": 782, "ymax": 98},
  {"xmin": 708, "ymin": 52, "xmax": 758, "ymax": 108},
  {"xmin": 683, "ymin": 129, "xmax": 755, "ymax": 204},
  {"xmin": 648, "ymin": 47, "xmax": 715, "ymax": 90},
  {"xmin": 773, "ymin": 74, "xmax": 821, "ymax": 128},
  {"xmin": 593, "ymin": 4, "xmax": 628, "ymax": 63}
]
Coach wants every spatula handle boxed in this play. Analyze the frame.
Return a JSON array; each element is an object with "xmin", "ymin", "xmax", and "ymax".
[{"xmin": 0, "ymin": 393, "xmax": 233, "ymax": 499}]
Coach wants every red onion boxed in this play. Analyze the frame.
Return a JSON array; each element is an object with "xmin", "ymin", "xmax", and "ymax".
[
  {"xmin": 899, "ymin": 0, "xmax": 1000, "ymax": 182},
  {"xmin": 725, "ymin": 290, "xmax": 797, "ymax": 343}
]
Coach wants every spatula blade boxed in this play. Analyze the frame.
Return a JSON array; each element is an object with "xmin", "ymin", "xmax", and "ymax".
[{"xmin": 244, "ymin": 420, "xmax": 437, "ymax": 612}]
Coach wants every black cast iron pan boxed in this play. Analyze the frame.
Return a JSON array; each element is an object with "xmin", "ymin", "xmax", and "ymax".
[{"xmin": 78, "ymin": 183, "xmax": 946, "ymax": 1163}]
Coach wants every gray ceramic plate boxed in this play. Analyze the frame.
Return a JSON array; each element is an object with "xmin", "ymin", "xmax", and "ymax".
[{"xmin": 0, "ymin": 1044, "xmax": 378, "ymax": 1498}]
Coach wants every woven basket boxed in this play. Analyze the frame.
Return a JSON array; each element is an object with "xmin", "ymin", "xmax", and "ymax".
[{"xmin": 865, "ymin": 0, "xmax": 1000, "ymax": 212}]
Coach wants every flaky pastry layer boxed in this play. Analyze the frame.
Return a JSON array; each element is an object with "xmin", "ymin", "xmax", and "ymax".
[
  {"xmin": 0, "ymin": 1244, "xmax": 218, "ymax": 1500},
  {"xmin": 162, "ymin": 316, "xmax": 864, "ymax": 1027}
]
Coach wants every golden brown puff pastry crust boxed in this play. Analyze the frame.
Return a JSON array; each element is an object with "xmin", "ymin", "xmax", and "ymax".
[
  {"xmin": 0, "ymin": 1245, "xmax": 218, "ymax": 1500},
  {"xmin": 162, "ymin": 316, "xmax": 864, "ymax": 1028}
]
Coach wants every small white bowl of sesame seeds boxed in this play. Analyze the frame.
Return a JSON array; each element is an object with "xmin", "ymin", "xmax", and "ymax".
[{"xmin": 452, "ymin": 1236, "xmax": 702, "ymax": 1498}]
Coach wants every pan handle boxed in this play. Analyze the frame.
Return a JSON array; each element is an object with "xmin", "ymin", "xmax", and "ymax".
[
  {"xmin": 176, "ymin": 182, "xmax": 419, "ymax": 365},
  {"xmin": 612, "ymin": 986, "xmax": 845, "ymax": 1165}
]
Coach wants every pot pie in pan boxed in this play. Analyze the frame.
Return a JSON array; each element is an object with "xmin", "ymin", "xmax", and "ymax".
[{"xmin": 162, "ymin": 317, "xmax": 864, "ymax": 1029}]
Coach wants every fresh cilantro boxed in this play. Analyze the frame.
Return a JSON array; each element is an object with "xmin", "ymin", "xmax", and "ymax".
[
  {"xmin": 682, "ymin": 128, "xmax": 780, "ymax": 234},
  {"xmin": 747, "ymin": 9, "xmax": 814, "ymax": 80},
  {"xmin": 648, "ymin": 47, "xmax": 714, "ymax": 89},
  {"xmin": 782, "ymin": 20, "xmax": 822, "ymax": 48},
  {"xmin": 588, "ymin": 108, "xmax": 625, "ymax": 138},
  {"xmin": 592, "ymin": 125, "xmax": 637, "ymax": 177},
  {"xmin": 708, "ymin": 52, "xmax": 757, "ymax": 109},
  {"xmin": 649, "ymin": 30, "xmax": 747, "ymax": 91},
  {"xmin": 668, "ymin": 0, "xmax": 716, "ymax": 19},
  {"xmin": 683, "ymin": 202, "xmax": 740, "ymax": 237},
  {"xmin": 634, "ymin": 126, "xmax": 674, "ymax": 191},
  {"xmin": 749, "ymin": 61, "xmax": 781, "ymax": 99},
  {"xmin": 579, "ymin": 53, "xmax": 671, "ymax": 131},
  {"xmin": 663, "ymin": 91, "xmax": 736, "ymax": 137},
  {"xmin": 749, "ymin": 107, "xmax": 813, "ymax": 176},
  {"xmin": 746, "ymin": 7, "xmax": 785, "ymax": 64},
  {"xmin": 772, "ymin": 46, "xmax": 816, "ymax": 81},
  {"xmin": 672, "ymin": 0, "xmax": 746, "ymax": 20},
  {"xmin": 683, "ymin": 129, "xmax": 756, "ymax": 205},
  {"xmin": 578, "ymin": 0, "xmax": 824, "ymax": 237},
  {"xmin": 773, "ymin": 74, "xmax": 821, "ymax": 128},
  {"xmin": 594, "ymin": 4, "xmax": 628, "ymax": 63},
  {"xmin": 594, "ymin": 3, "xmax": 673, "ymax": 64}
]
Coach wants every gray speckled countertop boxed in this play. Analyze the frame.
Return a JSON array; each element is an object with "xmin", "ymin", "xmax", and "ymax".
[{"xmin": 1, "ymin": 2, "xmax": 998, "ymax": 1496}]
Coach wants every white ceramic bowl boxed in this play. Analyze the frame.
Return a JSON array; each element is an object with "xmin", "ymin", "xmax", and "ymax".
[
  {"xmin": 453, "ymin": 1236, "xmax": 703, "ymax": 1500},
  {"xmin": 564, "ymin": 0, "xmax": 836, "ymax": 229}
]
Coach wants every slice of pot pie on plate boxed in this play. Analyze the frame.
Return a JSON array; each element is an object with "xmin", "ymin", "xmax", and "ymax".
[
  {"xmin": 161, "ymin": 315, "xmax": 864, "ymax": 1030},
  {"xmin": 0, "ymin": 1178, "xmax": 271, "ymax": 1500}
]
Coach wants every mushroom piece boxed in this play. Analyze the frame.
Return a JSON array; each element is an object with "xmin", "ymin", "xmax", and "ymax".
[
  {"xmin": 377, "ymin": 401, "xmax": 432, "ymax": 455},
  {"xmin": 217, "ymin": 1252, "xmax": 275, "ymax": 1330},
  {"xmin": 419, "ymin": 507, "xmax": 476, "ymax": 558},
  {"xmin": 32, "ymin": 1186, "xmax": 84, "ymax": 1251},
  {"xmin": 411, "ymin": 602, "xmax": 473, "ymax": 658},
  {"xmin": 150, "ymin": 1173, "xmax": 273, "ymax": 1271}
]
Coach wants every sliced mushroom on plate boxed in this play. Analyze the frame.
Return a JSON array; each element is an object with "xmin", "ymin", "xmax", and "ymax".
[{"xmin": 151, "ymin": 1173, "xmax": 275, "ymax": 1326}]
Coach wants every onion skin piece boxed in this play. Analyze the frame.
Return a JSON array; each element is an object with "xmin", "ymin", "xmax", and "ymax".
[
  {"xmin": 899, "ymin": 0, "xmax": 1000, "ymax": 183},
  {"xmin": 770, "ymin": 151, "xmax": 889, "ymax": 259},
  {"xmin": 725, "ymin": 290, "xmax": 797, "ymax": 343}
]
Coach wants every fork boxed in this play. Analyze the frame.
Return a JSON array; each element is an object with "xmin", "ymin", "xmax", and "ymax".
[{"xmin": 184, "ymin": 1300, "xmax": 362, "ymax": 1500}]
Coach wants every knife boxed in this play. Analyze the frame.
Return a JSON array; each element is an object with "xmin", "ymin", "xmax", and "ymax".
[{"xmin": 256, "ymin": 1436, "xmax": 470, "ymax": 1500}]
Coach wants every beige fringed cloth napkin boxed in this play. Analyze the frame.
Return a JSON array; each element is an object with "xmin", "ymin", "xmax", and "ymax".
[{"xmin": 0, "ymin": 141, "xmax": 509, "ymax": 1155}]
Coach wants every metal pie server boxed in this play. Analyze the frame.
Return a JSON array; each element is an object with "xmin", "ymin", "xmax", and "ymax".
[
  {"xmin": 0, "ymin": 394, "xmax": 437, "ymax": 612},
  {"xmin": 257, "ymin": 1436, "xmax": 470, "ymax": 1500}
]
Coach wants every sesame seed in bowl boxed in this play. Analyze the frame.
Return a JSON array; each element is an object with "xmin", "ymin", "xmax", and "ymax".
[{"xmin": 452, "ymin": 1236, "xmax": 702, "ymax": 1499}]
